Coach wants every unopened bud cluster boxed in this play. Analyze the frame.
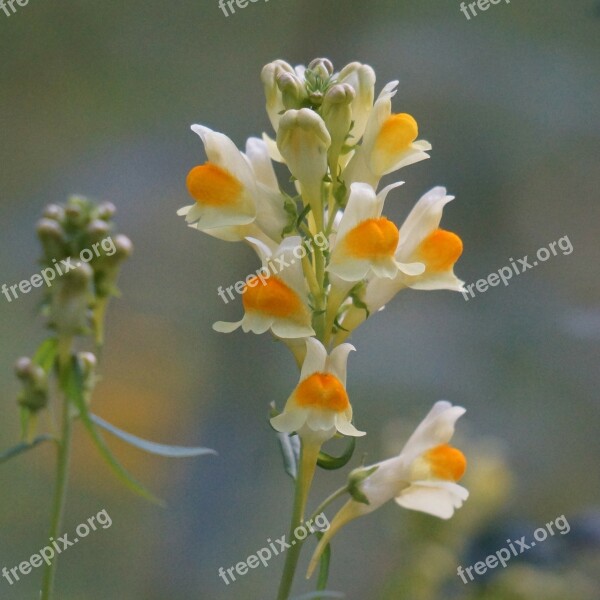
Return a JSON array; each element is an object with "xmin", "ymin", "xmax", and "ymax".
[{"xmin": 37, "ymin": 196, "xmax": 133, "ymax": 337}]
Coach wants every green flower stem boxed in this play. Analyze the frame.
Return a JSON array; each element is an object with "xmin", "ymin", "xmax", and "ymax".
[
  {"xmin": 309, "ymin": 485, "xmax": 348, "ymax": 523},
  {"xmin": 40, "ymin": 337, "xmax": 73, "ymax": 600},
  {"xmin": 276, "ymin": 440, "xmax": 320, "ymax": 600}
]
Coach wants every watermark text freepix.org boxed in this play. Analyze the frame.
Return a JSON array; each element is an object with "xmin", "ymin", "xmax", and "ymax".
[
  {"xmin": 459, "ymin": 0, "xmax": 512, "ymax": 21},
  {"xmin": 218, "ymin": 0, "xmax": 271, "ymax": 18},
  {"xmin": 217, "ymin": 232, "xmax": 328, "ymax": 304},
  {"xmin": 457, "ymin": 513, "xmax": 570, "ymax": 584},
  {"xmin": 462, "ymin": 235, "xmax": 573, "ymax": 301},
  {"xmin": 2, "ymin": 509, "xmax": 112, "ymax": 586},
  {"xmin": 2, "ymin": 236, "xmax": 117, "ymax": 304},
  {"xmin": 218, "ymin": 512, "xmax": 330, "ymax": 585}
]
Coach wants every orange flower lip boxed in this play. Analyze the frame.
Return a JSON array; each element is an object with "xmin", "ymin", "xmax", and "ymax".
[
  {"xmin": 416, "ymin": 229, "xmax": 463, "ymax": 272},
  {"xmin": 425, "ymin": 444, "xmax": 467, "ymax": 482},
  {"xmin": 294, "ymin": 372, "xmax": 350, "ymax": 412},
  {"xmin": 375, "ymin": 113, "xmax": 419, "ymax": 156},
  {"xmin": 186, "ymin": 162, "xmax": 243, "ymax": 207},
  {"xmin": 342, "ymin": 217, "xmax": 400, "ymax": 259},
  {"xmin": 242, "ymin": 275, "xmax": 304, "ymax": 319}
]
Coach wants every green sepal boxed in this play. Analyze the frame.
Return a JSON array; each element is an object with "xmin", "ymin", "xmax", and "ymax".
[{"xmin": 347, "ymin": 465, "xmax": 378, "ymax": 505}]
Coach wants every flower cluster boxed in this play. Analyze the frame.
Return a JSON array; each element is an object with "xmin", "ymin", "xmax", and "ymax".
[{"xmin": 178, "ymin": 58, "xmax": 468, "ymax": 579}]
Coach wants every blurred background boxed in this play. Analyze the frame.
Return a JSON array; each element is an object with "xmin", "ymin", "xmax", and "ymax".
[{"xmin": 1, "ymin": 0, "xmax": 598, "ymax": 598}]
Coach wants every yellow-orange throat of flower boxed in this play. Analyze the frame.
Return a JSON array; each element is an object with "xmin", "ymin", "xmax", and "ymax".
[
  {"xmin": 295, "ymin": 372, "xmax": 350, "ymax": 412},
  {"xmin": 425, "ymin": 444, "xmax": 467, "ymax": 482},
  {"xmin": 416, "ymin": 229, "xmax": 463, "ymax": 272},
  {"xmin": 186, "ymin": 162, "xmax": 243, "ymax": 207},
  {"xmin": 375, "ymin": 113, "xmax": 418, "ymax": 156},
  {"xmin": 243, "ymin": 276, "xmax": 304, "ymax": 319},
  {"xmin": 342, "ymin": 218, "xmax": 399, "ymax": 259}
]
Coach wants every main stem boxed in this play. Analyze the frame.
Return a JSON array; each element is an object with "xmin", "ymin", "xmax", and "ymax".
[
  {"xmin": 276, "ymin": 441, "xmax": 320, "ymax": 600},
  {"xmin": 40, "ymin": 338, "xmax": 73, "ymax": 600}
]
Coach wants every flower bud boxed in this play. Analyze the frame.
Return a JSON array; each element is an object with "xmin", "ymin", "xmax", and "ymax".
[
  {"xmin": 43, "ymin": 204, "xmax": 65, "ymax": 222},
  {"xmin": 86, "ymin": 219, "xmax": 111, "ymax": 244},
  {"xmin": 261, "ymin": 60, "xmax": 295, "ymax": 132},
  {"xmin": 77, "ymin": 351, "xmax": 98, "ymax": 396},
  {"xmin": 321, "ymin": 83, "xmax": 356, "ymax": 168},
  {"xmin": 307, "ymin": 58, "xmax": 334, "ymax": 80},
  {"xmin": 96, "ymin": 201, "xmax": 116, "ymax": 221},
  {"xmin": 15, "ymin": 357, "xmax": 48, "ymax": 412},
  {"xmin": 336, "ymin": 62, "xmax": 376, "ymax": 142},
  {"xmin": 277, "ymin": 72, "xmax": 306, "ymax": 110},
  {"xmin": 93, "ymin": 234, "xmax": 132, "ymax": 298},
  {"xmin": 276, "ymin": 108, "xmax": 331, "ymax": 205},
  {"xmin": 48, "ymin": 261, "xmax": 94, "ymax": 336},
  {"xmin": 37, "ymin": 218, "xmax": 67, "ymax": 261}
]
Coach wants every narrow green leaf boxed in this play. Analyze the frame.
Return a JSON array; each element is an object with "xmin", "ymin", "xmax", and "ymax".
[
  {"xmin": 0, "ymin": 435, "xmax": 54, "ymax": 465},
  {"xmin": 32, "ymin": 338, "xmax": 59, "ymax": 373},
  {"xmin": 64, "ymin": 359, "xmax": 164, "ymax": 505},
  {"xmin": 315, "ymin": 531, "xmax": 332, "ymax": 593},
  {"xmin": 276, "ymin": 432, "xmax": 300, "ymax": 480},
  {"xmin": 90, "ymin": 414, "xmax": 216, "ymax": 458},
  {"xmin": 317, "ymin": 437, "xmax": 356, "ymax": 470}
]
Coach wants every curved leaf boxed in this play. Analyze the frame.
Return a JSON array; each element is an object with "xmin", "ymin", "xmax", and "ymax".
[
  {"xmin": 90, "ymin": 414, "xmax": 217, "ymax": 458},
  {"xmin": 64, "ymin": 358, "xmax": 164, "ymax": 505},
  {"xmin": 317, "ymin": 437, "xmax": 356, "ymax": 470},
  {"xmin": 0, "ymin": 434, "xmax": 55, "ymax": 465}
]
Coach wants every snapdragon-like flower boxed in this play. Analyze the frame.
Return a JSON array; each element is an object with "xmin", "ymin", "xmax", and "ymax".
[
  {"xmin": 270, "ymin": 338, "xmax": 365, "ymax": 443},
  {"xmin": 307, "ymin": 401, "xmax": 468, "ymax": 577},
  {"xmin": 337, "ymin": 187, "xmax": 464, "ymax": 337},
  {"xmin": 327, "ymin": 182, "xmax": 424, "ymax": 282},
  {"xmin": 178, "ymin": 125, "xmax": 286, "ymax": 243},
  {"xmin": 213, "ymin": 237, "xmax": 314, "ymax": 339},
  {"xmin": 343, "ymin": 81, "xmax": 431, "ymax": 189}
]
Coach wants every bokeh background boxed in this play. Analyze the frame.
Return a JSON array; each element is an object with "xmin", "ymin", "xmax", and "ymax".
[{"xmin": 1, "ymin": 0, "xmax": 599, "ymax": 598}]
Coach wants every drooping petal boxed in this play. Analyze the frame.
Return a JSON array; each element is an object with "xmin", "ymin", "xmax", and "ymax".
[{"xmin": 394, "ymin": 480, "xmax": 469, "ymax": 519}]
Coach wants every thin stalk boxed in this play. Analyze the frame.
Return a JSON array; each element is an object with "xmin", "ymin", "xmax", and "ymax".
[
  {"xmin": 40, "ymin": 337, "xmax": 73, "ymax": 600},
  {"xmin": 276, "ymin": 441, "xmax": 320, "ymax": 600}
]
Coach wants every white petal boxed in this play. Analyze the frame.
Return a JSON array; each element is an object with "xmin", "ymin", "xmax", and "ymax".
[
  {"xmin": 270, "ymin": 409, "xmax": 308, "ymax": 433},
  {"xmin": 327, "ymin": 343, "xmax": 355, "ymax": 385},
  {"xmin": 271, "ymin": 320, "xmax": 315, "ymax": 339},
  {"xmin": 262, "ymin": 133, "xmax": 285, "ymax": 163},
  {"xmin": 380, "ymin": 143, "xmax": 431, "ymax": 177},
  {"xmin": 395, "ymin": 261, "xmax": 426, "ymax": 277},
  {"xmin": 394, "ymin": 480, "xmax": 469, "ymax": 519},
  {"xmin": 245, "ymin": 137, "xmax": 279, "ymax": 191},
  {"xmin": 307, "ymin": 410, "xmax": 336, "ymax": 431},
  {"xmin": 300, "ymin": 338, "xmax": 328, "ymax": 379},
  {"xmin": 212, "ymin": 320, "xmax": 243, "ymax": 333},
  {"xmin": 334, "ymin": 183, "xmax": 380, "ymax": 244},
  {"xmin": 327, "ymin": 258, "xmax": 372, "ymax": 282},
  {"xmin": 335, "ymin": 414, "xmax": 366, "ymax": 437},
  {"xmin": 177, "ymin": 205, "xmax": 193, "ymax": 216},
  {"xmin": 400, "ymin": 401, "xmax": 466, "ymax": 462},
  {"xmin": 408, "ymin": 271, "xmax": 464, "ymax": 292},
  {"xmin": 241, "ymin": 312, "xmax": 273, "ymax": 334},
  {"xmin": 397, "ymin": 187, "xmax": 454, "ymax": 260}
]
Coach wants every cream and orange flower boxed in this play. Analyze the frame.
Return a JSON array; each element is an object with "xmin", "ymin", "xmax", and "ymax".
[
  {"xmin": 343, "ymin": 81, "xmax": 431, "ymax": 189},
  {"xmin": 213, "ymin": 237, "xmax": 314, "ymax": 339},
  {"xmin": 178, "ymin": 125, "xmax": 286, "ymax": 243},
  {"xmin": 327, "ymin": 182, "xmax": 424, "ymax": 282},
  {"xmin": 307, "ymin": 401, "xmax": 468, "ymax": 577},
  {"xmin": 270, "ymin": 338, "xmax": 365, "ymax": 442}
]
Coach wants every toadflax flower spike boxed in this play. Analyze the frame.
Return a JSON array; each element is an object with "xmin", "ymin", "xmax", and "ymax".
[
  {"xmin": 270, "ymin": 338, "xmax": 365, "ymax": 444},
  {"xmin": 307, "ymin": 401, "xmax": 468, "ymax": 578}
]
